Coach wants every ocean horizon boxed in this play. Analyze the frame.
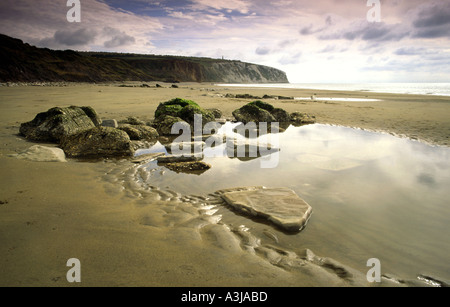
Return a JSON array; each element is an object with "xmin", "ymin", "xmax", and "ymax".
[{"xmin": 217, "ymin": 82, "xmax": 450, "ymax": 97}]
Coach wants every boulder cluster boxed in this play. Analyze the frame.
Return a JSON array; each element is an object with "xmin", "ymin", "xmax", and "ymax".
[{"xmin": 18, "ymin": 98, "xmax": 315, "ymax": 161}]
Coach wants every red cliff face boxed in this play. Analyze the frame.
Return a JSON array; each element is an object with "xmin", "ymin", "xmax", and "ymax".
[{"xmin": 0, "ymin": 34, "xmax": 289, "ymax": 84}]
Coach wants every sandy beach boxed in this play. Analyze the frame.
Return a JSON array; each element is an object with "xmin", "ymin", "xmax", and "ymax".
[{"xmin": 1, "ymin": 82, "xmax": 449, "ymax": 287}]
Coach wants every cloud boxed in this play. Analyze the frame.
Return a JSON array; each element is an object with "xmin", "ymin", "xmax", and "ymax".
[
  {"xmin": 191, "ymin": 0, "xmax": 251, "ymax": 15},
  {"xmin": 53, "ymin": 28, "xmax": 98, "ymax": 46},
  {"xmin": 300, "ymin": 15, "xmax": 334, "ymax": 36},
  {"xmin": 0, "ymin": 0, "xmax": 161, "ymax": 52},
  {"xmin": 278, "ymin": 52, "xmax": 302, "ymax": 65},
  {"xmin": 255, "ymin": 46, "xmax": 271, "ymax": 55},
  {"xmin": 394, "ymin": 47, "xmax": 427, "ymax": 56},
  {"xmin": 411, "ymin": 2, "xmax": 450, "ymax": 38},
  {"xmin": 320, "ymin": 21, "xmax": 409, "ymax": 42},
  {"xmin": 103, "ymin": 27, "xmax": 136, "ymax": 48},
  {"xmin": 413, "ymin": 2, "xmax": 450, "ymax": 28}
]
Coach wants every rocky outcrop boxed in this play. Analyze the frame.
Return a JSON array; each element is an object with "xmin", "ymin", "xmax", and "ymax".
[
  {"xmin": 60, "ymin": 126, "xmax": 134, "ymax": 158},
  {"xmin": 118, "ymin": 124, "xmax": 159, "ymax": 141},
  {"xmin": 232, "ymin": 101, "xmax": 316, "ymax": 126},
  {"xmin": 233, "ymin": 102, "xmax": 276, "ymax": 124},
  {"xmin": 290, "ymin": 112, "xmax": 316, "ymax": 126},
  {"xmin": 153, "ymin": 98, "xmax": 216, "ymax": 135},
  {"xmin": 153, "ymin": 115, "xmax": 190, "ymax": 136},
  {"xmin": 19, "ymin": 106, "xmax": 102, "ymax": 142}
]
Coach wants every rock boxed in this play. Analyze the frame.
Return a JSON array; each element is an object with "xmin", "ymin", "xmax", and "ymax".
[
  {"xmin": 157, "ymin": 155, "xmax": 203, "ymax": 164},
  {"xmin": 118, "ymin": 124, "xmax": 159, "ymax": 141},
  {"xmin": 233, "ymin": 101, "xmax": 315, "ymax": 127},
  {"xmin": 171, "ymin": 84, "xmax": 179, "ymax": 88},
  {"xmin": 154, "ymin": 98, "xmax": 215, "ymax": 134},
  {"xmin": 232, "ymin": 103, "xmax": 276, "ymax": 124},
  {"xmin": 290, "ymin": 112, "xmax": 316, "ymax": 126},
  {"xmin": 162, "ymin": 161, "xmax": 211, "ymax": 174},
  {"xmin": 102, "ymin": 119, "xmax": 118, "ymax": 128},
  {"xmin": 178, "ymin": 104, "xmax": 215, "ymax": 126},
  {"xmin": 235, "ymin": 94, "xmax": 262, "ymax": 99},
  {"xmin": 20, "ymin": 106, "xmax": 102, "ymax": 142},
  {"xmin": 206, "ymin": 108, "xmax": 223, "ymax": 119},
  {"xmin": 220, "ymin": 187, "xmax": 313, "ymax": 232},
  {"xmin": 14, "ymin": 145, "xmax": 67, "ymax": 162},
  {"xmin": 271, "ymin": 108, "xmax": 291, "ymax": 122},
  {"xmin": 277, "ymin": 96, "xmax": 294, "ymax": 100},
  {"xmin": 120, "ymin": 116, "xmax": 146, "ymax": 126},
  {"xmin": 60, "ymin": 126, "xmax": 134, "ymax": 158},
  {"xmin": 156, "ymin": 84, "xmax": 162, "ymax": 88},
  {"xmin": 152, "ymin": 115, "xmax": 190, "ymax": 136}
]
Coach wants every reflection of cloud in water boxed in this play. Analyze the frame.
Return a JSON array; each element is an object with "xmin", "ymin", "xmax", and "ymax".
[
  {"xmin": 296, "ymin": 154, "xmax": 363, "ymax": 171},
  {"xmin": 134, "ymin": 123, "xmax": 450, "ymax": 281},
  {"xmin": 417, "ymin": 173, "xmax": 436, "ymax": 187}
]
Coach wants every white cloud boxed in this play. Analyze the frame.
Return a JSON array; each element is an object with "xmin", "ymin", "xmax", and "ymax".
[
  {"xmin": 0, "ymin": 0, "xmax": 162, "ymax": 52},
  {"xmin": 191, "ymin": 0, "xmax": 252, "ymax": 14}
]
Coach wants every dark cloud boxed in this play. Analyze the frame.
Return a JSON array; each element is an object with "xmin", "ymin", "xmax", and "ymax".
[
  {"xmin": 255, "ymin": 46, "xmax": 270, "ymax": 55},
  {"xmin": 36, "ymin": 28, "xmax": 97, "ymax": 48},
  {"xmin": 300, "ymin": 25, "xmax": 314, "ymax": 35},
  {"xmin": 412, "ymin": 2, "xmax": 450, "ymax": 39},
  {"xmin": 320, "ymin": 22, "xmax": 409, "ymax": 42},
  {"xmin": 53, "ymin": 28, "xmax": 98, "ymax": 46},
  {"xmin": 394, "ymin": 47, "xmax": 427, "ymax": 56},
  {"xmin": 300, "ymin": 15, "xmax": 333, "ymax": 36},
  {"xmin": 413, "ymin": 3, "xmax": 450, "ymax": 28},
  {"xmin": 103, "ymin": 27, "xmax": 136, "ymax": 48}
]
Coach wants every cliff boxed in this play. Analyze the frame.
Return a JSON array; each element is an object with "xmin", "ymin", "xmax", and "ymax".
[{"xmin": 0, "ymin": 34, "xmax": 289, "ymax": 83}]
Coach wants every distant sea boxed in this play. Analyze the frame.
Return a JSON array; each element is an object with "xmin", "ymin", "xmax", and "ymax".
[{"xmin": 217, "ymin": 83, "xmax": 450, "ymax": 97}]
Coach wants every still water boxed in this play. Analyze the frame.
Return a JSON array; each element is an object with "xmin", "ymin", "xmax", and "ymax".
[{"xmin": 136, "ymin": 123, "xmax": 450, "ymax": 281}]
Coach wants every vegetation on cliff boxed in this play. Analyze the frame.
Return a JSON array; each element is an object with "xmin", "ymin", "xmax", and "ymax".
[{"xmin": 0, "ymin": 34, "xmax": 289, "ymax": 83}]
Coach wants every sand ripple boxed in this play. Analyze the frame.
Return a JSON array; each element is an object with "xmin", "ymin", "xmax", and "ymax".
[{"xmin": 98, "ymin": 160, "xmax": 443, "ymax": 287}]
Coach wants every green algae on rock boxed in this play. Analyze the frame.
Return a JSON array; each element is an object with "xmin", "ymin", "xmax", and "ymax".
[
  {"xmin": 19, "ymin": 106, "xmax": 102, "ymax": 142},
  {"xmin": 60, "ymin": 126, "xmax": 134, "ymax": 158}
]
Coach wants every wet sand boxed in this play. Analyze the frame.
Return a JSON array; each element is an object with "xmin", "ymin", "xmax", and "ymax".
[{"xmin": 1, "ymin": 82, "xmax": 449, "ymax": 287}]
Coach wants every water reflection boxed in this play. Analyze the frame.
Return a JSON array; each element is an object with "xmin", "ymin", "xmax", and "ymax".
[{"xmin": 136, "ymin": 123, "xmax": 450, "ymax": 281}]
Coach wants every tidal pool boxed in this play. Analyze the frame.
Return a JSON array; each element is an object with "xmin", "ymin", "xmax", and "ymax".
[{"xmin": 135, "ymin": 123, "xmax": 450, "ymax": 282}]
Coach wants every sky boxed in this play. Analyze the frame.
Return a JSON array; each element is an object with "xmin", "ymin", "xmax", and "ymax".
[{"xmin": 0, "ymin": 0, "xmax": 449, "ymax": 83}]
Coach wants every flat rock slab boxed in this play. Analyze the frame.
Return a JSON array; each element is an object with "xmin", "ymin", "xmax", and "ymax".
[
  {"xmin": 221, "ymin": 187, "xmax": 312, "ymax": 232},
  {"xmin": 13, "ymin": 145, "xmax": 67, "ymax": 162},
  {"xmin": 157, "ymin": 155, "xmax": 203, "ymax": 164}
]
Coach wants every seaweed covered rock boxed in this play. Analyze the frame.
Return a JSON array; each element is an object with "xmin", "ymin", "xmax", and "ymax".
[
  {"xmin": 233, "ymin": 101, "xmax": 315, "ymax": 126},
  {"xmin": 206, "ymin": 108, "xmax": 223, "ymax": 119},
  {"xmin": 60, "ymin": 126, "xmax": 134, "ymax": 158},
  {"xmin": 232, "ymin": 101, "xmax": 276, "ymax": 124},
  {"xmin": 118, "ymin": 124, "xmax": 159, "ymax": 141},
  {"xmin": 19, "ymin": 106, "xmax": 102, "ymax": 142},
  {"xmin": 162, "ymin": 161, "xmax": 211, "ymax": 175},
  {"xmin": 154, "ymin": 98, "xmax": 215, "ymax": 135},
  {"xmin": 290, "ymin": 112, "xmax": 316, "ymax": 126},
  {"xmin": 152, "ymin": 115, "xmax": 190, "ymax": 136}
]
